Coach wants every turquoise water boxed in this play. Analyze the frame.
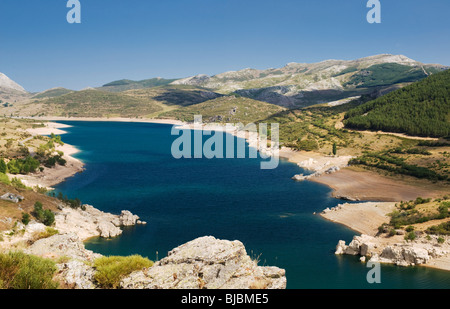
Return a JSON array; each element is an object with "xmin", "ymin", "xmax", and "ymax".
[{"xmin": 54, "ymin": 121, "xmax": 450, "ymax": 289}]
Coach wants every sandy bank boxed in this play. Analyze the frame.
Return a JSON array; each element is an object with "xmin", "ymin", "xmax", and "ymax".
[
  {"xmin": 11, "ymin": 122, "xmax": 85, "ymax": 190},
  {"xmin": 279, "ymin": 147, "xmax": 447, "ymax": 202},
  {"xmin": 310, "ymin": 167, "xmax": 448, "ymax": 202},
  {"xmin": 320, "ymin": 201, "xmax": 396, "ymax": 236},
  {"xmin": 320, "ymin": 202, "xmax": 450, "ymax": 272}
]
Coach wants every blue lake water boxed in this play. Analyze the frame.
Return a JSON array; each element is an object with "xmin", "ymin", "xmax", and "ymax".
[{"xmin": 53, "ymin": 121, "xmax": 450, "ymax": 289}]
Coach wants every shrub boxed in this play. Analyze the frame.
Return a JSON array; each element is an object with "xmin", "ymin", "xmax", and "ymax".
[
  {"xmin": 0, "ymin": 251, "xmax": 58, "ymax": 289},
  {"xmin": 404, "ymin": 231, "xmax": 416, "ymax": 241},
  {"xmin": 0, "ymin": 159, "xmax": 7, "ymax": 174},
  {"xmin": 426, "ymin": 222, "xmax": 450, "ymax": 235},
  {"xmin": 405, "ymin": 226, "xmax": 415, "ymax": 233},
  {"xmin": 437, "ymin": 237, "xmax": 445, "ymax": 244},
  {"xmin": 42, "ymin": 210, "xmax": 55, "ymax": 226},
  {"xmin": 94, "ymin": 255, "xmax": 153, "ymax": 289},
  {"xmin": 21, "ymin": 213, "xmax": 30, "ymax": 225},
  {"xmin": 32, "ymin": 202, "xmax": 55, "ymax": 226},
  {"xmin": 32, "ymin": 227, "xmax": 59, "ymax": 242},
  {"xmin": 0, "ymin": 172, "xmax": 10, "ymax": 185},
  {"xmin": 11, "ymin": 177, "xmax": 28, "ymax": 189}
]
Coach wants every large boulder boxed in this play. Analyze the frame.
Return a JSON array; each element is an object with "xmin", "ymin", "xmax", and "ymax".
[{"xmin": 120, "ymin": 236, "xmax": 286, "ymax": 289}]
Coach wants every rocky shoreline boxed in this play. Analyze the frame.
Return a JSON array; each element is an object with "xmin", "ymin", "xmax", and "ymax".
[
  {"xmin": 334, "ymin": 233, "xmax": 449, "ymax": 269},
  {"xmin": 0, "ymin": 120, "xmax": 287, "ymax": 289},
  {"xmin": 319, "ymin": 202, "xmax": 450, "ymax": 271},
  {"xmin": 0, "ymin": 203, "xmax": 287, "ymax": 289}
]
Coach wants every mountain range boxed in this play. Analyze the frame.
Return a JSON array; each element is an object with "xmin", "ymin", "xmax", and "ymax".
[{"xmin": 1, "ymin": 54, "xmax": 448, "ymax": 116}]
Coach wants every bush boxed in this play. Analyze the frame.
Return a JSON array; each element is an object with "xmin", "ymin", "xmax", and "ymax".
[
  {"xmin": 0, "ymin": 251, "xmax": 58, "ymax": 289},
  {"xmin": 22, "ymin": 213, "xmax": 30, "ymax": 225},
  {"xmin": 405, "ymin": 226, "xmax": 415, "ymax": 233},
  {"xmin": 7, "ymin": 157, "xmax": 40, "ymax": 175},
  {"xmin": 437, "ymin": 237, "xmax": 445, "ymax": 244},
  {"xmin": 32, "ymin": 227, "xmax": 59, "ymax": 242},
  {"xmin": 11, "ymin": 177, "xmax": 28, "ymax": 189},
  {"xmin": 404, "ymin": 231, "xmax": 416, "ymax": 241},
  {"xmin": 32, "ymin": 201, "xmax": 55, "ymax": 226},
  {"xmin": 0, "ymin": 173, "xmax": 10, "ymax": 185},
  {"xmin": 94, "ymin": 255, "xmax": 153, "ymax": 289},
  {"xmin": 0, "ymin": 159, "xmax": 6, "ymax": 174},
  {"xmin": 426, "ymin": 222, "xmax": 450, "ymax": 235}
]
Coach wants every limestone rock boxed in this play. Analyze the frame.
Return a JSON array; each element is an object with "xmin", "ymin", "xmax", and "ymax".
[
  {"xmin": 335, "ymin": 240, "xmax": 347, "ymax": 255},
  {"xmin": 24, "ymin": 233, "xmax": 101, "ymax": 262},
  {"xmin": 56, "ymin": 260, "xmax": 97, "ymax": 289},
  {"xmin": 55, "ymin": 205, "xmax": 140, "ymax": 241},
  {"xmin": 120, "ymin": 236, "xmax": 286, "ymax": 289},
  {"xmin": 117, "ymin": 210, "xmax": 140, "ymax": 226}
]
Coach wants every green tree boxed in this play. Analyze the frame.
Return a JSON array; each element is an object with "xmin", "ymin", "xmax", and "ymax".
[
  {"xmin": 21, "ymin": 213, "xmax": 30, "ymax": 225},
  {"xmin": 0, "ymin": 159, "xmax": 7, "ymax": 174},
  {"xmin": 332, "ymin": 143, "xmax": 337, "ymax": 156}
]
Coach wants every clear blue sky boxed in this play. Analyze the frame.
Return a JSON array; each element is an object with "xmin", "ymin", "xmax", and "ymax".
[{"xmin": 1, "ymin": 0, "xmax": 449, "ymax": 92}]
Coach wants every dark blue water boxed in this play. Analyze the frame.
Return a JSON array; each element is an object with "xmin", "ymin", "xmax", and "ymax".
[{"xmin": 54, "ymin": 121, "xmax": 449, "ymax": 289}]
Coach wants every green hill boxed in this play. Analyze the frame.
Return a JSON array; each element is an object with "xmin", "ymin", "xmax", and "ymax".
[
  {"xmin": 343, "ymin": 69, "xmax": 450, "ymax": 138},
  {"xmin": 160, "ymin": 96, "xmax": 286, "ymax": 124},
  {"xmin": 31, "ymin": 87, "xmax": 73, "ymax": 99},
  {"xmin": 343, "ymin": 63, "xmax": 437, "ymax": 88},
  {"xmin": 37, "ymin": 86, "xmax": 223, "ymax": 118},
  {"xmin": 100, "ymin": 78, "xmax": 178, "ymax": 92}
]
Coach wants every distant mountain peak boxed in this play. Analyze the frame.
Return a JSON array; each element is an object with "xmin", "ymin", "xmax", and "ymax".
[{"xmin": 0, "ymin": 72, "xmax": 27, "ymax": 93}]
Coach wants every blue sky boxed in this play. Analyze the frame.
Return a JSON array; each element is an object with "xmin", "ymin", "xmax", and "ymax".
[{"xmin": 1, "ymin": 0, "xmax": 449, "ymax": 92}]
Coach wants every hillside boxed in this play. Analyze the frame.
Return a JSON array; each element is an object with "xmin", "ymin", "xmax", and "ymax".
[
  {"xmin": 0, "ymin": 72, "xmax": 30, "ymax": 103},
  {"xmin": 99, "ymin": 77, "xmax": 178, "ymax": 92},
  {"xmin": 160, "ymin": 95, "xmax": 286, "ymax": 124},
  {"xmin": 171, "ymin": 54, "xmax": 448, "ymax": 108},
  {"xmin": 18, "ymin": 86, "xmax": 222, "ymax": 118},
  {"xmin": 32, "ymin": 88, "xmax": 74, "ymax": 99},
  {"xmin": 260, "ymin": 93, "xmax": 450, "ymax": 183},
  {"xmin": 344, "ymin": 69, "xmax": 450, "ymax": 138}
]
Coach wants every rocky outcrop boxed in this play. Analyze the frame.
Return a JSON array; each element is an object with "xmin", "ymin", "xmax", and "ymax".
[
  {"xmin": 55, "ymin": 205, "xmax": 144, "ymax": 241},
  {"xmin": 2, "ymin": 203, "xmax": 285, "ymax": 289},
  {"xmin": 24, "ymin": 233, "xmax": 101, "ymax": 262},
  {"xmin": 56, "ymin": 260, "xmax": 97, "ymax": 289},
  {"xmin": 335, "ymin": 234, "xmax": 449, "ymax": 267},
  {"xmin": 22, "ymin": 233, "xmax": 100, "ymax": 289},
  {"xmin": 120, "ymin": 236, "xmax": 286, "ymax": 289}
]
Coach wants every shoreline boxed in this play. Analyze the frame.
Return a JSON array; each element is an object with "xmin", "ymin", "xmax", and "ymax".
[
  {"xmin": 319, "ymin": 202, "xmax": 450, "ymax": 272},
  {"xmin": 12, "ymin": 122, "xmax": 85, "ymax": 190},
  {"xmin": 16, "ymin": 118, "xmax": 450, "ymax": 273}
]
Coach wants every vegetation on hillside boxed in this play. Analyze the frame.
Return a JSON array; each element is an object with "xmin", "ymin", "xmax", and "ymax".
[
  {"xmin": 161, "ymin": 95, "xmax": 285, "ymax": 124},
  {"xmin": 0, "ymin": 251, "xmax": 59, "ymax": 289},
  {"xmin": 100, "ymin": 78, "xmax": 178, "ymax": 92},
  {"xmin": 377, "ymin": 197, "xmax": 450, "ymax": 240},
  {"xmin": 35, "ymin": 86, "xmax": 222, "ymax": 118},
  {"xmin": 344, "ymin": 69, "xmax": 450, "ymax": 138},
  {"xmin": 343, "ymin": 63, "xmax": 433, "ymax": 88},
  {"xmin": 93, "ymin": 255, "xmax": 153, "ymax": 289}
]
